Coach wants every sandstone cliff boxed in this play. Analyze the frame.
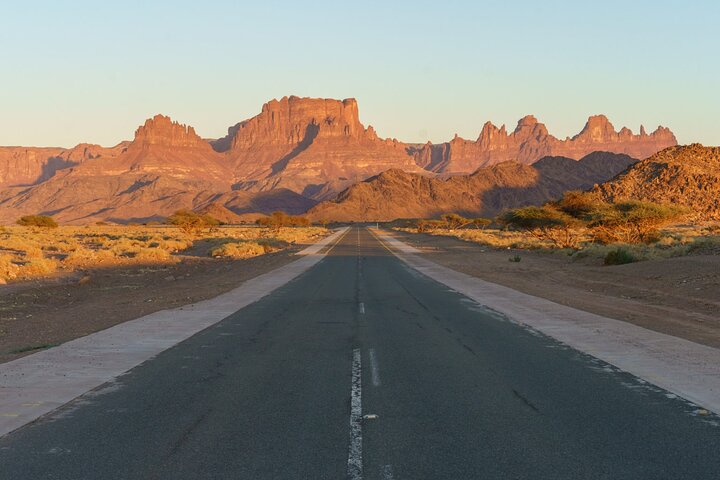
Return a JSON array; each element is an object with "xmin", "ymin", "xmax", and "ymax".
[
  {"xmin": 215, "ymin": 96, "xmax": 424, "ymax": 198},
  {"xmin": 0, "ymin": 115, "xmax": 312, "ymax": 224},
  {"xmin": 412, "ymin": 114, "xmax": 676, "ymax": 174}
]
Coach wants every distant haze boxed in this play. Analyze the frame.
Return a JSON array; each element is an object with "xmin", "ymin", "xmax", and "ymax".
[{"xmin": 1, "ymin": 0, "xmax": 718, "ymax": 147}]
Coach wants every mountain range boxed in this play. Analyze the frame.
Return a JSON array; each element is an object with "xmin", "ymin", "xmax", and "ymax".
[{"xmin": 0, "ymin": 96, "xmax": 678, "ymax": 223}]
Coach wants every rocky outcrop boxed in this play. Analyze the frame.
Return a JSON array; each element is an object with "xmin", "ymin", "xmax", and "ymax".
[
  {"xmin": 132, "ymin": 115, "xmax": 211, "ymax": 149},
  {"xmin": 0, "ymin": 143, "xmax": 127, "ymax": 188},
  {"xmin": 215, "ymin": 96, "xmax": 422, "ymax": 199},
  {"xmin": 595, "ymin": 144, "xmax": 720, "ymax": 221},
  {"xmin": 412, "ymin": 114, "xmax": 676, "ymax": 174},
  {"xmin": 307, "ymin": 152, "xmax": 637, "ymax": 222}
]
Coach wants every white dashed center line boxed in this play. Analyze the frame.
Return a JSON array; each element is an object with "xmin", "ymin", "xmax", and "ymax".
[{"xmin": 348, "ymin": 348, "xmax": 363, "ymax": 479}]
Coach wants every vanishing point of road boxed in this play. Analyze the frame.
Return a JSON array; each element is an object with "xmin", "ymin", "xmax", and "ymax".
[{"xmin": 1, "ymin": 227, "xmax": 718, "ymax": 479}]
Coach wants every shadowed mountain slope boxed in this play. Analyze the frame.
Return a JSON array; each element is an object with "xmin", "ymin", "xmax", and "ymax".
[{"xmin": 307, "ymin": 152, "xmax": 637, "ymax": 222}]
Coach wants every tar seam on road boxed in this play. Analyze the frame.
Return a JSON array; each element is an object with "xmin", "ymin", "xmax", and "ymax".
[
  {"xmin": 348, "ymin": 348, "xmax": 363, "ymax": 480},
  {"xmin": 381, "ymin": 464, "xmax": 395, "ymax": 479},
  {"xmin": 368, "ymin": 348, "xmax": 381, "ymax": 387}
]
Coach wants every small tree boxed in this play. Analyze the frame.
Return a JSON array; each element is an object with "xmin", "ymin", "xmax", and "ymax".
[
  {"xmin": 17, "ymin": 215, "xmax": 58, "ymax": 228},
  {"xmin": 471, "ymin": 218, "xmax": 491, "ymax": 230},
  {"xmin": 500, "ymin": 205, "xmax": 584, "ymax": 249},
  {"xmin": 554, "ymin": 191, "xmax": 605, "ymax": 218},
  {"xmin": 441, "ymin": 213, "xmax": 472, "ymax": 230},
  {"xmin": 589, "ymin": 201, "xmax": 687, "ymax": 244},
  {"xmin": 166, "ymin": 209, "xmax": 220, "ymax": 235}
]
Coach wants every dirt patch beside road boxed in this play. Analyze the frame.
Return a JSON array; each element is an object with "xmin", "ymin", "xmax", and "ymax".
[
  {"xmin": 0, "ymin": 249, "xmax": 301, "ymax": 364},
  {"xmin": 389, "ymin": 230, "xmax": 720, "ymax": 349}
]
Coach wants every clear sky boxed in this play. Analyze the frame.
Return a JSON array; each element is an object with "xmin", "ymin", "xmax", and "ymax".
[{"xmin": 1, "ymin": 0, "xmax": 718, "ymax": 147}]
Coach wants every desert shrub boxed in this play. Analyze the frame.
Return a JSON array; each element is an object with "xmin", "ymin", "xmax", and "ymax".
[
  {"xmin": 589, "ymin": 201, "xmax": 687, "ymax": 244},
  {"xmin": 209, "ymin": 241, "xmax": 269, "ymax": 259},
  {"xmin": 18, "ymin": 257, "xmax": 58, "ymax": 278},
  {"xmin": 441, "ymin": 213, "xmax": 472, "ymax": 230},
  {"xmin": 289, "ymin": 216, "xmax": 311, "ymax": 227},
  {"xmin": 509, "ymin": 255, "xmax": 522, "ymax": 263},
  {"xmin": 499, "ymin": 205, "xmax": 585, "ymax": 249},
  {"xmin": 0, "ymin": 254, "xmax": 20, "ymax": 281},
  {"xmin": 604, "ymin": 247, "xmax": 638, "ymax": 265},
  {"xmin": 166, "ymin": 209, "xmax": 220, "ymax": 234},
  {"xmin": 23, "ymin": 245, "xmax": 45, "ymax": 259},
  {"xmin": 256, "ymin": 212, "xmax": 313, "ymax": 230},
  {"xmin": 134, "ymin": 248, "xmax": 172, "ymax": 262},
  {"xmin": 63, "ymin": 247, "xmax": 116, "ymax": 267},
  {"xmin": 17, "ymin": 215, "xmax": 58, "ymax": 228},
  {"xmin": 416, "ymin": 219, "xmax": 446, "ymax": 233},
  {"xmin": 472, "ymin": 218, "xmax": 492, "ymax": 229},
  {"xmin": 554, "ymin": 191, "xmax": 605, "ymax": 218}
]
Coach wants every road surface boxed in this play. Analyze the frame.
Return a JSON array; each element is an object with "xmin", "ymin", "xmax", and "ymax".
[{"xmin": 1, "ymin": 227, "xmax": 718, "ymax": 479}]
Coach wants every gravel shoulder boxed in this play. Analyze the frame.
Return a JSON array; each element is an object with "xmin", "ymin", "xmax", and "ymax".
[{"xmin": 389, "ymin": 230, "xmax": 720, "ymax": 349}]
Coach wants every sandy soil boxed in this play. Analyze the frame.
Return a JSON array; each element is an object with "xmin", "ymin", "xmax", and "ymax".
[
  {"xmin": 0, "ymin": 248, "xmax": 304, "ymax": 364},
  {"xmin": 389, "ymin": 230, "xmax": 720, "ymax": 349}
]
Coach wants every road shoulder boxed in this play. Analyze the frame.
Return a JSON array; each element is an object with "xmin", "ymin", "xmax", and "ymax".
[{"xmin": 373, "ymin": 228, "xmax": 720, "ymax": 416}]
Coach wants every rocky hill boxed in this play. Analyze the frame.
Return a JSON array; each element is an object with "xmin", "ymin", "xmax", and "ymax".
[
  {"xmin": 307, "ymin": 152, "xmax": 637, "ymax": 222},
  {"xmin": 595, "ymin": 144, "xmax": 720, "ymax": 220}
]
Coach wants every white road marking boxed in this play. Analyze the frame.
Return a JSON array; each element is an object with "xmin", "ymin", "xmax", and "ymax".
[
  {"xmin": 359, "ymin": 302, "xmax": 365, "ymax": 315},
  {"xmin": 368, "ymin": 348, "xmax": 381, "ymax": 387},
  {"xmin": 381, "ymin": 465, "xmax": 395, "ymax": 479},
  {"xmin": 348, "ymin": 348, "xmax": 363, "ymax": 480}
]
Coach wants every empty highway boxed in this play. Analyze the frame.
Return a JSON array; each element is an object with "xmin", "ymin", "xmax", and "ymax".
[{"xmin": 1, "ymin": 227, "xmax": 718, "ymax": 479}]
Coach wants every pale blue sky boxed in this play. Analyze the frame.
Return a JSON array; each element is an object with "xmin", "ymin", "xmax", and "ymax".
[{"xmin": 1, "ymin": 0, "xmax": 717, "ymax": 147}]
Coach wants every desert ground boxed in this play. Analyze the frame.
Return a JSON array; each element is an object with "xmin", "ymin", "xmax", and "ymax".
[
  {"xmin": 389, "ymin": 225, "xmax": 720, "ymax": 348},
  {"xmin": 0, "ymin": 225, "xmax": 327, "ymax": 363}
]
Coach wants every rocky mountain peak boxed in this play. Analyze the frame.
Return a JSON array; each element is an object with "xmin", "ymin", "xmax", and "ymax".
[
  {"xmin": 131, "ymin": 115, "xmax": 208, "ymax": 149},
  {"xmin": 222, "ymin": 96, "xmax": 371, "ymax": 151},
  {"xmin": 573, "ymin": 115, "xmax": 617, "ymax": 143}
]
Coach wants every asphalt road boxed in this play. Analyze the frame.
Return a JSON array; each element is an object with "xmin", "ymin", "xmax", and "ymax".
[{"xmin": 1, "ymin": 227, "xmax": 718, "ymax": 479}]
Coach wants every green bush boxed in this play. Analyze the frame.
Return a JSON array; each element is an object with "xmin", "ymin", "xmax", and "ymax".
[
  {"xmin": 17, "ymin": 215, "xmax": 58, "ymax": 228},
  {"xmin": 604, "ymin": 247, "xmax": 638, "ymax": 265}
]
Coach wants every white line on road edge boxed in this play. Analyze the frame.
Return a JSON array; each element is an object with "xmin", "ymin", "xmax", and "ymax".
[
  {"xmin": 368, "ymin": 348, "xmax": 381, "ymax": 387},
  {"xmin": 371, "ymin": 228, "xmax": 720, "ymax": 415},
  {"xmin": 0, "ymin": 228, "xmax": 351, "ymax": 439},
  {"xmin": 359, "ymin": 302, "xmax": 365, "ymax": 315},
  {"xmin": 348, "ymin": 348, "xmax": 363, "ymax": 480}
]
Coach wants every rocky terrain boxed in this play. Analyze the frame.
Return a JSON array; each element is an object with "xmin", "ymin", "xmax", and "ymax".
[
  {"xmin": 595, "ymin": 144, "xmax": 720, "ymax": 220},
  {"xmin": 0, "ymin": 96, "xmax": 677, "ymax": 223},
  {"xmin": 307, "ymin": 152, "xmax": 637, "ymax": 221},
  {"xmin": 412, "ymin": 115, "xmax": 676, "ymax": 174}
]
